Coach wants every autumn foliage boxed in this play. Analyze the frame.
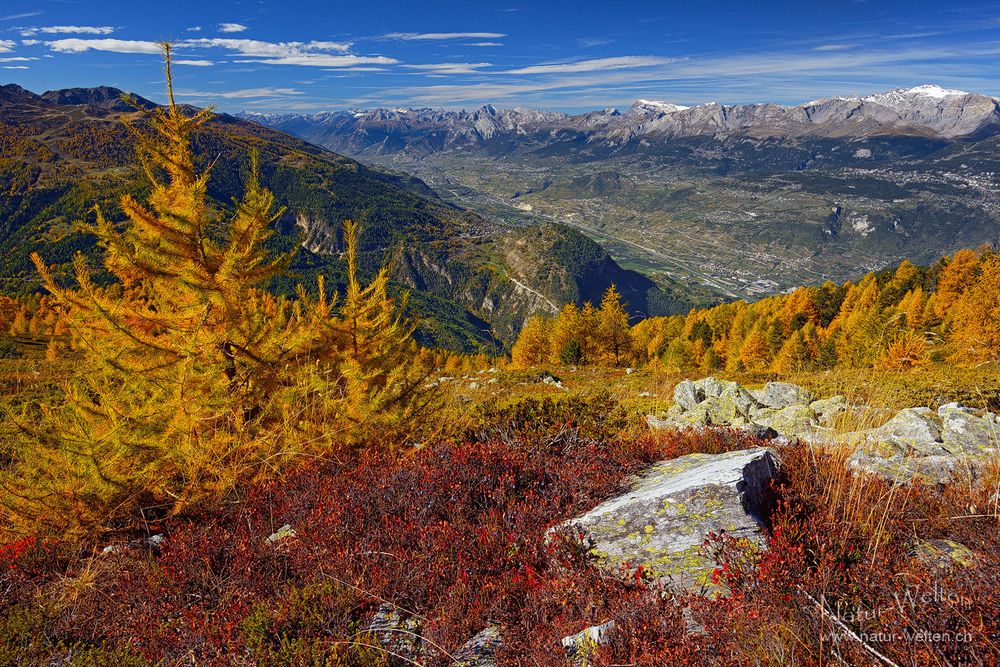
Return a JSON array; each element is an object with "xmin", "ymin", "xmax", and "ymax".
[
  {"xmin": 0, "ymin": 45, "xmax": 430, "ymax": 537},
  {"xmin": 514, "ymin": 248, "xmax": 1000, "ymax": 372}
]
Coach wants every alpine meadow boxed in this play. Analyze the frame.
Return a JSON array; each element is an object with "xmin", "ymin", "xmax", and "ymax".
[{"xmin": 1, "ymin": 4, "xmax": 999, "ymax": 666}]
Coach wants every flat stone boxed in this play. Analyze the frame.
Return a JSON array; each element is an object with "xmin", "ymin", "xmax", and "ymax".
[
  {"xmin": 912, "ymin": 539, "xmax": 976, "ymax": 570},
  {"xmin": 552, "ymin": 448, "xmax": 779, "ymax": 595}
]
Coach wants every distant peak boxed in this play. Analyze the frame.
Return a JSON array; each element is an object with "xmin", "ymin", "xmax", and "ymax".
[
  {"xmin": 900, "ymin": 84, "xmax": 969, "ymax": 98},
  {"xmin": 633, "ymin": 99, "xmax": 689, "ymax": 112}
]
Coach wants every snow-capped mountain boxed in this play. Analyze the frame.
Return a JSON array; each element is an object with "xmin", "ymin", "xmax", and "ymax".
[{"xmin": 238, "ymin": 84, "xmax": 1000, "ymax": 158}]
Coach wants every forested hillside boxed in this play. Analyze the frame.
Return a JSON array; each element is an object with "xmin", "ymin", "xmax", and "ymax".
[{"xmin": 513, "ymin": 246, "xmax": 1000, "ymax": 371}]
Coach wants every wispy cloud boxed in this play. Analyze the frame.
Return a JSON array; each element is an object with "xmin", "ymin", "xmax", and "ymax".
[
  {"xmin": 0, "ymin": 11, "xmax": 42, "ymax": 21},
  {"xmin": 180, "ymin": 38, "xmax": 390, "ymax": 67},
  {"xmin": 187, "ymin": 26, "xmax": 202, "ymax": 32},
  {"xmin": 402, "ymin": 62, "xmax": 492, "ymax": 74},
  {"xmin": 0, "ymin": 40, "xmax": 16, "ymax": 53},
  {"xmin": 46, "ymin": 38, "xmax": 161, "ymax": 54},
  {"xmin": 178, "ymin": 86, "xmax": 302, "ymax": 99},
  {"xmin": 577, "ymin": 37, "xmax": 614, "ymax": 48},
  {"xmin": 814, "ymin": 43, "xmax": 855, "ymax": 51},
  {"xmin": 174, "ymin": 59, "xmax": 214, "ymax": 66},
  {"xmin": 467, "ymin": 42, "xmax": 503, "ymax": 47},
  {"xmin": 182, "ymin": 38, "xmax": 352, "ymax": 56},
  {"xmin": 503, "ymin": 56, "xmax": 674, "ymax": 75},
  {"xmin": 3, "ymin": 65, "xmax": 28, "ymax": 69},
  {"xmin": 20, "ymin": 25, "xmax": 115, "ymax": 37},
  {"xmin": 382, "ymin": 32, "xmax": 506, "ymax": 41},
  {"xmin": 0, "ymin": 56, "xmax": 37, "ymax": 62},
  {"xmin": 218, "ymin": 23, "xmax": 248, "ymax": 33}
]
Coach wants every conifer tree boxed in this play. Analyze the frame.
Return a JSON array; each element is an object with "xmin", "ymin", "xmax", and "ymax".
[
  {"xmin": 596, "ymin": 284, "xmax": 631, "ymax": 365},
  {"xmin": 2, "ymin": 44, "xmax": 426, "ymax": 535}
]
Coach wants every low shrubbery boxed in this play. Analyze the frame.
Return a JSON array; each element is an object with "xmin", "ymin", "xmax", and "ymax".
[{"xmin": 2, "ymin": 418, "xmax": 996, "ymax": 665}]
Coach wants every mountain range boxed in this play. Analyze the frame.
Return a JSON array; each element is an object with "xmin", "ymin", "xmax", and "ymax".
[
  {"xmin": 239, "ymin": 85, "xmax": 1000, "ymax": 157},
  {"xmin": 239, "ymin": 85, "xmax": 1000, "ymax": 296}
]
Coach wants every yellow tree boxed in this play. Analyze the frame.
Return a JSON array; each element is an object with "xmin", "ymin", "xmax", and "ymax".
[
  {"xmin": 511, "ymin": 315, "xmax": 551, "ymax": 367},
  {"xmin": 549, "ymin": 303, "xmax": 582, "ymax": 364},
  {"xmin": 596, "ymin": 284, "xmax": 632, "ymax": 366},
  {"xmin": 2, "ymin": 44, "xmax": 425, "ymax": 536},
  {"xmin": 949, "ymin": 255, "xmax": 1000, "ymax": 365}
]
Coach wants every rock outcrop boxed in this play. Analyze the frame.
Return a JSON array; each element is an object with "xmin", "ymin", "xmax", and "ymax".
[
  {"xmin": 552, "ymin": 447, "xmax": 780, "ymax": 595},
  {"xmin": 648, "ymin": 377, "xmax": 999, "ymax": 485}
]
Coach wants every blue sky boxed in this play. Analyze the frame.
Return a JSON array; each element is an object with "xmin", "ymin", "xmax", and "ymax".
[{"xmin": 2, "ymin": 0, "xmax": 1000, "ymax": 112}]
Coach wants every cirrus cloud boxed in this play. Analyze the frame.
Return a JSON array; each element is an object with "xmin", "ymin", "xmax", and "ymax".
[
  {"xmin": 218, "ymin": 23, "xmax": 248, "ymax": 33},
  {"xmin": 0, "ymin": 39, "xmax": 15, "ymax": 53},
  {"xmin": 20, "ymin": 25, "xmax": 115, "ymax": 37},
  {"xmin": 503, "ymin": 56, "xmax": 675, "ymax": 75},
  {"xmin": 382, "ymin": 32, "xmax": 505, "ymax": 41}
]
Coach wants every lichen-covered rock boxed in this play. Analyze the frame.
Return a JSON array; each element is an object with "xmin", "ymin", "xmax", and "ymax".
[
  {"xmin": 562, "ymin": 620, "xmax": 616, "ymax": 664},
  {"xmin": 752, "ymin": 404, "xmax": 820, "ymax": 439},
  {"xmin": 451, "ymin": 626, "xmax": 502, "ymax": 667},
  {"xmin": 553, "ymin": 448, "xmax": 779, "ymax": 595},
  {"xmin": 755, "ymin": 382, "xmax": 814, "ymax": 409},
  {"xmin": 939, "ymin": 404, "xmax": 1000, "ymax": 457},
  {"xmin": 912, "ymin": 539, "xmax": 977, "ymax": 570},
  {"xmin": 366, "ymin": 604, "xmax": 425, "ymax": 663},
  {"xmin": 673, "ymin": 380, "xmax": 702, "ymax": 411},
  {"xmin": 866, "ymin": 407, "xmax": 947, "ymax": 456},
  {"xmin": 846, "ymin": 449, "xmax": 973, "ymax": 485},
  {"xmin": 810, "ymin": 395, "xmax": 849, "ymax": 427},
  {"xmin": 265, "ymin": 524, "xmax": 296, "ymax": 544}
]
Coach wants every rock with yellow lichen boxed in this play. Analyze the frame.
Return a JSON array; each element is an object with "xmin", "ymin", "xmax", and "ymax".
[{"xmin": 550, "ymin": 447, "xmax": 780, "ymax": 596}]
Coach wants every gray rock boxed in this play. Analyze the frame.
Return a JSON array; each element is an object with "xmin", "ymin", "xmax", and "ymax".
[
  {"xmin": 562, "ymin": 620, "xmax": 616, "ymax": 664},
  {"xmin": 846, "ymin": 449, "xmax": 972, "ymax": 485},
  {"xmin": 552, "ymin": 447, "xmax": 780, "ymax": 595},
  {"xmin": 673, "ymin": 380, "xmax": 702, "ymax": 411},
  {"xmin": 810, "ymin": 396, "xmax": 849, "ymax": 427},
  {"xmin": 366, "ymin": 604, "xmax": 425, "ymax": 662},
  {"xmin": 868, "ymin": 407, "xmax": 946, "ymax": 456},
  {"xmin": 451, "ymin": 626, "xmax": 502, "ymax": 667},
  {"xmin": 940, "ymin": 405, "xmax": 1000, "ymax": 457},
  {"xmin": 756, "ymin": 382, "xmax": 814, "ymax": 409},
  {"xmin": 752, "ymin": 404, "xmax": 820, "ymax": 439},
  {"xmin": 265, "ymin": 524, "xmax": 296, "ymax": 544}
]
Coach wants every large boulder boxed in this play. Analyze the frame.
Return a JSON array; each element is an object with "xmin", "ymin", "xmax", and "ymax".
[
  {"xmin": 752, "ymin": 404, "xmax": 820, "ymax": 439},
  {"xmin": 939, "ymin": 404, "xmax": 1000, "ymax": 457},
  {"xmin": 552, "ymin": 448, "xmax": 780, "ymax": 595},
  {"xmin": 754, "ymin": 382, "xmax": 814, "ymax": 409}
]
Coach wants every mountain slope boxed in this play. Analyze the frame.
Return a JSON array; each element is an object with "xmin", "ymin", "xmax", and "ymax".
[
  {"xmin": 0, "ymin": 84, "xmax": 697, "ymax": 349},
  {"xmin": 240, "ymin": 84, "xmax": 1000, "ymax": 296}
]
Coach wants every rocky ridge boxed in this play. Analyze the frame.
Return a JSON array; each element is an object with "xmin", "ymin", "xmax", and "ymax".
[{"xmin": 647, "ymin": 377, "xmax": 999, "ymax": 484}]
